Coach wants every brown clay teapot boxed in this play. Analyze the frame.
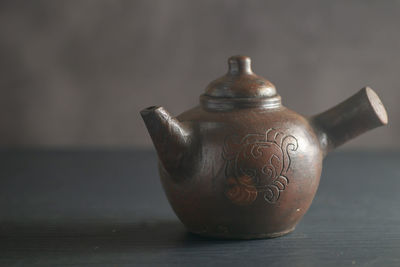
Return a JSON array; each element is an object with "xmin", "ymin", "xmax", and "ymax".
[{"xmin": 140, "ymin": 55, "xmax": 388, "ymax": 239}]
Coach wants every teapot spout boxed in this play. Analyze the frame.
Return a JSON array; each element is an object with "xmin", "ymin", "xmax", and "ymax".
[
  {"xmin": 310, "ymin": 87, "xmax": 388, "ymax": 156},
  {"xmin": 140, "ymin": 106, "xmax": 192, "ymax": 175}
]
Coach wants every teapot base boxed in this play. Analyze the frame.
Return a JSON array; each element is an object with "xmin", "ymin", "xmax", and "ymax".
[{"xmin": 189, "ymin": 226, "xmax": 295, "ymax": 240}]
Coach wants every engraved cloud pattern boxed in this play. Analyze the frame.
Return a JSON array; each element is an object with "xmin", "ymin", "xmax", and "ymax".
[{"xmin": 223, "ymin": 128, "xmax": 298, "ymax": 205}]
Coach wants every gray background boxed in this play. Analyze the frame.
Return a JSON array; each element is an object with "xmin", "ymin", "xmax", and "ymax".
[{"xmin": 0, "ymin": 0, "xmax": 398, "ymax": 148}]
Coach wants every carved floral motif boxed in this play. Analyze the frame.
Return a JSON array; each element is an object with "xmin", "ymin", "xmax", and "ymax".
[{"xmin": 223, "ymin": 128, "xmax": 298, "ymax": 205}]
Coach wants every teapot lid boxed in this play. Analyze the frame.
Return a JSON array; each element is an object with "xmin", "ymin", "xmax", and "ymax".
[{"xmin": 201, "ymin": 56, "xmax": 281, "ymax": 109}]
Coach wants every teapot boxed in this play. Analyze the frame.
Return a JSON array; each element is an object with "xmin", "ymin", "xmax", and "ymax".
[{"xmin": 140, "ymin": 55, "xmax": 388, "ymax": 239}]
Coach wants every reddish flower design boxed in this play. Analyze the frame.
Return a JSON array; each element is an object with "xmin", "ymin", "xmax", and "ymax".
[{"xmin": 223, "ymin": 128, "xmax": 298, "ymax": 205}]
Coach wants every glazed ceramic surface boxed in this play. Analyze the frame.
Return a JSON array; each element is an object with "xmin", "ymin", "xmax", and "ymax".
[{"xmin": 141, "ymin": 56, "xmax": 388, "ymax": 239}]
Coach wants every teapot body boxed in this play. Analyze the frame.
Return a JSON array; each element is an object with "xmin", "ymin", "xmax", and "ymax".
[
  {"xmin": 159, "ymin": 105, "xmax": 323, "ymax": 238},
  {"xmin": 141, "ymin": 56, "xmax": 387, "ymax": 239}
]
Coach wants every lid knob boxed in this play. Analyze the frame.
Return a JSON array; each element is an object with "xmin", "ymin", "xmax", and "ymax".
[{"xmin": 228, "ymin": 55, "xmax": 252, "ymax": 75}]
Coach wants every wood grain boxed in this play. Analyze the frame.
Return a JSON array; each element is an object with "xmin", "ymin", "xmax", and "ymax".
[{"xmin": 0, "ymin": 149, "xmax": 399, "ymax": 266}]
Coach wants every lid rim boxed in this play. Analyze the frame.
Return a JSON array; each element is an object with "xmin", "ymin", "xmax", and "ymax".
[{"xmin": 200, "ymin": 94, "xmax": 282, "ymax": 110}]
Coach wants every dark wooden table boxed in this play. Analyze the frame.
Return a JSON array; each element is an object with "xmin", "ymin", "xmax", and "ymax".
[{"xmin": 0, "ymin": 149, "xmax": 399, "ymax": 266}]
